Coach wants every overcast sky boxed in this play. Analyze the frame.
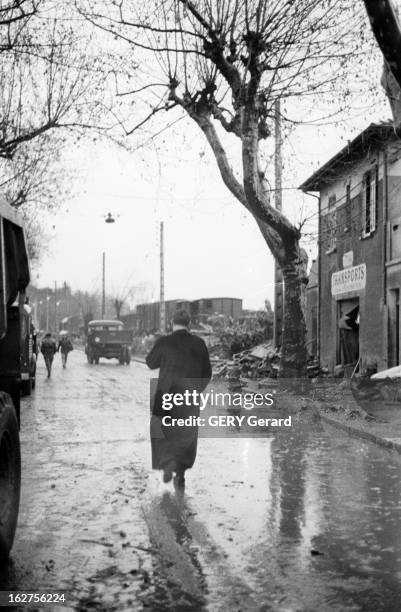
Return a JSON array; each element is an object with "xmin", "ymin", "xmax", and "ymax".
[{"xmin": 35, "ymin": 51, "xmax": 388, "ymax": 311}]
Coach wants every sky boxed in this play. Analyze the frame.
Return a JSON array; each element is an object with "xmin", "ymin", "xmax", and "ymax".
[
  {"xmin": 34, "ymin": 13, "xmax": 390, "ymax": 312},
  {"xmin": 35, "ymin": 107, "xmax": 388, "ymax": 311}
]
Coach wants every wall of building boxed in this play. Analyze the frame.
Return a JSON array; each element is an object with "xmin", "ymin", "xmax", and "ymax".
[
  {"xmin": 319, "ymin": 149, "xmax": 386, "ymax": 371},
  {"xmin": 385, "ymin": 146, "xmax": 401, "ymax": 366},
  {"xmin": 306, "ymin": 260, "xmax": 318, "ymax": 357}
]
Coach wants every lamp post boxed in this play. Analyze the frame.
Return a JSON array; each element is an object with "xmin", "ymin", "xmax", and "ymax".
[
  {"xmin": 159, "ymin": 221, "xmax": 165, "ymax": 333},
  {"xmin": 102, "ymin": 251, "xmax": 106, "ymax": 319},
  {"xmin": 46, "ymin": 295, "xmax": 50, "ymax": 331},
  {"xmin": 54, "ymin": 281, "xmax": 57, "ymax": 333},
  {"xmin": 38, "ymin": 300, "xmax": 43, "ymax": 330},
  {"xmin": 55, "ymin": 301, "xmax": 61, "ymax": 333},
  {"xmin": 102, "ymin": 212, "xmax": 116, "ymax": 320}
]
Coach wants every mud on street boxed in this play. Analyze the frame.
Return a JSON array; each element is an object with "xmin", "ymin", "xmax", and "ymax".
[{"xmin": 2, "ymin": 350, "xmax": 401, "ymax": 611}]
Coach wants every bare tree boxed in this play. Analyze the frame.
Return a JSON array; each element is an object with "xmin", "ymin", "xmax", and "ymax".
[
  {"xmin": 362, "ymin": 0, "xmax": 401, "ymax": 131},
  {"xmin": 0, "ymin": 5, "xmax": 112, "ymax": 160},
  {"xmin": 113, "ymin": 298, "xmax": 124, "ymax": 319},
  {"xmin": 0, "ymin": 2, "xmax": 116, "ymax": 263},
  {"xmin": 111, "ymin": 279, "xmax": 142, "ymax": 319},
  {"xmin": 80, "ymin": 0, "xmax": 365, "ymax": 376}
]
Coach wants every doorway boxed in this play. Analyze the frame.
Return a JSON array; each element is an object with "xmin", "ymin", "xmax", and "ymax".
[
  {"xmin": 388, "ymin": 289, "xmax": 400, "ymax": 367},
  {"xmin": 337, "ymin": 298, "xmax": 359, "ymax": 367}
]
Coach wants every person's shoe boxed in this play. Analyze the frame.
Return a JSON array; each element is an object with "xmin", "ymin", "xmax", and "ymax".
[{"xmin": 162, "ymin": 462, "xmax": 176, "ymax": 483}]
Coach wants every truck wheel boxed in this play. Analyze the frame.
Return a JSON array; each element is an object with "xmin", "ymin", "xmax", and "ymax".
[
  {"xmin": 0, "ymin": 394, "xmax": 21, "ymax": 562},
  {"xmin": 21, "ymin": 379, "xmax": 31, "ymax": 397},
  {"xmin": 31, "ymin": 357, "xmax": 36, "ymax": 392},
  {"xmin": 125, "ymin": 349, "xmax": 131, "ymax": 365}
]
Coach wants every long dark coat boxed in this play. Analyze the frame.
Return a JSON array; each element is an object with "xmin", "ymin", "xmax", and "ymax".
[{"xmin": 146, "ymin": 329, "xmax": 212, "ymax": 471}]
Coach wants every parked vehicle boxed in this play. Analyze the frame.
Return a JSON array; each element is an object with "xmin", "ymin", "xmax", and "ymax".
[
  {"xmin": 0, "ymin": 200, "xmax": 30, "ymax": 561},
  {"xmin": 85, "ymin": 320, "xmax": 132, "ymax": 365},
  {"xmin": 20, "ymin": 302, "xmax": 37, "ymax": 396}
]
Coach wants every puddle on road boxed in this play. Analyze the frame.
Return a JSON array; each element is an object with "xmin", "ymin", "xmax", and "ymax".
[
  {"xmin": 187, "ymin": 420, "xmax": 401, "ymax": 611},
  {"xmin": 5, "ymin": 355, "xmax": 401, "ymax": 611}
]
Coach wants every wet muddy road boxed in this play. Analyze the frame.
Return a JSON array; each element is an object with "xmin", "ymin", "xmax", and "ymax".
[{"xmin": 1, "ymin": 350, "xmax": 401, "ymax": 611}]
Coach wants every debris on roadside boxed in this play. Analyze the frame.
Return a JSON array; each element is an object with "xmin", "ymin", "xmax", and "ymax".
[
  {"xmin": 212, "ymin": 342, "xmax": 278, "ymax": 382},
  {"xmin": 211, "ymin": 342, "xmax": 327, "ymax": 385}
]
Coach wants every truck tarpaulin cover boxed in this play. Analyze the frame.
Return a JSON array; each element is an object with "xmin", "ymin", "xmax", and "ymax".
[{"xmin": 3, "ymin": 219, "xmax": 29, "ymax": 305}]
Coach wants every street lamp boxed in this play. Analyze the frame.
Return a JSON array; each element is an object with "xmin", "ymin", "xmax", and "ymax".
[
  {"xmin": 105, "ymin": 212, "xmax": 115, "ymax": 224},
  {"xmin": 46, "ymin": 295, "xmax": 50, "ymax": 331},
  {"xmin": 55, "ymin": 301, "xmax": 61, "ymax": 333},
  {"xmin": 102, "ymin": 213, "xmax": 116, "ymax": 319},
  {"xmin": 38, "ymin": 300, "xmax": 43, "ymax": 331}
]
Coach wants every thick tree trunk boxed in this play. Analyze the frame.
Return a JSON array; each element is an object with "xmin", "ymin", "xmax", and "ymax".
[
  {"xmin": 192, "ymin": 111, "xmax": 308, "ymax": 376},
  {"xmin": 240, "ymin": 105, "xmax": 308, "ymax": 377},
  {"xmin": 281, "ymin": 261, "xmax": 308, "ymax": 377},
  {"xmin": 363, "ymin": 0, "xmax": 401, "ymax": 133},
  {"xmin": 363, "ymin": 0, "xmax": 401, "ymax": 88}
]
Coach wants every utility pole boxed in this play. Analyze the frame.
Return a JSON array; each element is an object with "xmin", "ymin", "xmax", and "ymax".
[
  {"xmin": 54, "ymin": 281, "xmax": 57, "ymax": 333},
  {"xmin": 46, "ymin": 293, "xmax": 50, "ymax": 331},
  {"xmin": 37, "ymin": 300, "xmax": 42, "ymax": 330},
  {"xmin": 102, "ymin": 252, "xmax": 106, "ymax": 319},
  {"xmin": 159, "ymin": 221, "xmax": 166, "ymax": 333},
  {"xmin": 273, "ymin": 99, "xmax": 284, "ymax": 349}
]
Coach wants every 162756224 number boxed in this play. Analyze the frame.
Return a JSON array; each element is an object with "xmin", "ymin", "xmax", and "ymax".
[{"xmin": 6, "ymin": 592, "xmax": 66, "ymax": 605}]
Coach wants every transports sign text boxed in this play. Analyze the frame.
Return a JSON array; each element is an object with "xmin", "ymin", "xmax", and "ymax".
[{"xmin": 331, "ymin": 263, "xmax": 366, "ymax": 296}]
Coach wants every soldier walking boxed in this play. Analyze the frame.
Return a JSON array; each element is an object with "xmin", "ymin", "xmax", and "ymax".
[
  {"xmin": 58, "ymin": 333, "xmax": 74, "ymax": 368},
  {"xmin": 40, "ymin": 332, "xmax": 58, "ymax": 378}
]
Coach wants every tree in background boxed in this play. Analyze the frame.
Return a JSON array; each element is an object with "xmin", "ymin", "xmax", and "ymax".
[
  {"xmin": 0, "ymin": 1, "xmax": 114, "ymax": 263},
  {"xmin": 113, "ymin": 298, "xmax": 124, "ymax": 319},
  {"xmin": 80, "ymin": 0, "xmax": 373, "ymax": 376}
]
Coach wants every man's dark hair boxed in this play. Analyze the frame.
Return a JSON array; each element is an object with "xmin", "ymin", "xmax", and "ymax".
[{"xmin": 173, "ymin": 308, "xmax": 190, "ymax": 326}]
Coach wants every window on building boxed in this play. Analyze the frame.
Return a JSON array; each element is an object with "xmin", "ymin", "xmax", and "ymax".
[
  {"xmin": 345, "ymin": 183, "xmax": 351, "ymax": 231},
  {"xmin": 390, "ymin": 218, "xmax": 401, "ymax": 260},
  {"xmin": 362, "ymin": 166, "xmax": 378, "ymax": 235}
]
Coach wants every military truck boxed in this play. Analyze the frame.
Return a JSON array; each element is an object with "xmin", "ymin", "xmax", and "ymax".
[
  {"xmin": 0, "ymin": 201, "xmax": 30, "ymax": 561},
  {"xmin": 85, "ymin": 320, "xmax": 132, "ymax": 365},
  {"xmin": 20, "ymin": 302, "xmax": 37, "ymax": 396}
]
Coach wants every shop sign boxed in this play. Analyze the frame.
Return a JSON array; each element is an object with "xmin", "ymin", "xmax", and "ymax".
[
  {"xmin": 331, "ymin": 263, "xmax": 366, "ymax": 296},
  {"xmin": 342, "ymin": 250, "xmax": 353, "ymax": 268}
]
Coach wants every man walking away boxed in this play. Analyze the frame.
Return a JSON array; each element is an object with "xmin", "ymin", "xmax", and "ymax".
[
  {"xmin": 40, "ymin": 332, "xmax": 57, "ymax": 378},
  {"xmin": 146, "ymin": 309, "xmax": 212, "ymax": 489},
  {"xmin": 58, "ymin": 333, "xmax": 74, "ymax": 368}
]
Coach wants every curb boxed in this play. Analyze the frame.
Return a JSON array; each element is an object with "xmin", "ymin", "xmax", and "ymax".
[{"xmin": 320, "ymin": 413, "xmax": 401, "ymax": 455}]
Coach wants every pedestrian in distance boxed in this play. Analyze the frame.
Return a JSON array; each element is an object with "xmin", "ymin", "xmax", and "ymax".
[
  {"xmin": 57, "ymin": 332, "xmax": 74, "ymax": 368},
  {"xmin": 146, "ymin": 308, "xmax": 212, "ymax": 489},
  {"xmin": 40, "ymin": 332, "xmax": 58, "ymax": 378}
]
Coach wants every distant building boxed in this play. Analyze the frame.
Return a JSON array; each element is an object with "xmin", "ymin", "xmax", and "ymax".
[
  {"xmin": 306, "ymin": 260, "xmax": 318, "ymax": 357},
  {"xmin": 135, "ymin": 299, "xmax": 191, "ymax": 333},
  {"xmin": 190, "ymin": 297, "xmax": 243, "ymax": 321},
  {"xmin": 301, "ymin": 122, "xmax": 401, "ymax": 373},
  {"xmin": 133, "ymin": 297, "xmax": 243, "ymax": 334}
]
